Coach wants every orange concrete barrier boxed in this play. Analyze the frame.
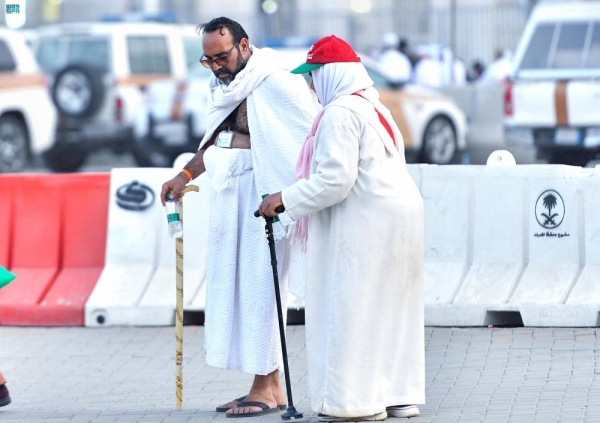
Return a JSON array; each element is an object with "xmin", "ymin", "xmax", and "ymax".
[{"xmin": 0, "ymin": 173, "xmax": 109, "ymax": 326}]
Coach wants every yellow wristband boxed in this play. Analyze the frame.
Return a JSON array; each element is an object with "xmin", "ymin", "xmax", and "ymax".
[{"xmin": 181, "ymin": 168, "xmax": 193, "ymax": 181}]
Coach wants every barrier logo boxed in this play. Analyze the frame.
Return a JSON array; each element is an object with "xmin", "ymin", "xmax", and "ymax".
[
  {"xmin": 116, "ymin": 181, "xmax": 155, "ymax": 211},
  {"xmin": 535, "ymin": 189, "xmax": 565, "ymax": 229}
]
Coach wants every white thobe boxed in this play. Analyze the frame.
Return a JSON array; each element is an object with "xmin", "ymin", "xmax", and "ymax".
[{"xmin": 282, "ymin": 95, "xmax": 425, "ymax": 417}]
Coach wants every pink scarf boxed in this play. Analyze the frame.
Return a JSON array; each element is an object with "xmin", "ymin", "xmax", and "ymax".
[
  {"xmin": 292, "ymin": 109, "xmax": 324, "ymax": 248},
  {"xmin": 291, "ymin": 92, "xmax": 396, "ymax": 248}
]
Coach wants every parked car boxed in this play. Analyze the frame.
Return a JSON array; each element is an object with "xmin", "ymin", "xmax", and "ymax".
[
  {"xmin": 134, "ymin": 48, "xmax": 467, "ymax": 166},
  {"xmin": 0, "ymin": 27, "xmax": 57, "ymax": 172},
  {"xmin": 31, "ymin": 22, "xmax": 203, "ymax": 171},
  {"xmin": 360, "ymin": 54, "xmax": 467, "ymax": 164},
  {"xmin": 132, "ymin": 63, "xmax": 211, "ymax": 167},
  {"xmin": 504, "ymin": 2, "xmax": 600, "ymax": 166}
]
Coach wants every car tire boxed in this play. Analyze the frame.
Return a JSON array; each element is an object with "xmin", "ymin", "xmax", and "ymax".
[
  {"xmin": 420, "ymin": 115, "xmax": 457, "ymax": 165},
  {"xmin": 44, "ymin": 143, "xmax": 87, "ymax": 172},
  {"xmin": 548, "ymin": 150, "xmax": 591, "ymax": 167},
  {"xmin": 51, "ymin": 64, "xmax": 105, "ymax": 119},
  {"xmin": 132, "ymin": 136, "xmax": 178, "ymax": 168},
  {"xmin": 0, "ymin": 115, "xmax": 29, "ymax": 173},
  {"xmin": 132, "ymin": 115, "xmax": 197, "ymax": 168}
]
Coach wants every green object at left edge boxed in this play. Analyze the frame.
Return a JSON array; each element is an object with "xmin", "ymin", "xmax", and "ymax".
[{"xmin": 0, "ymin": 266, "xmax": 16, "ymax": 289}]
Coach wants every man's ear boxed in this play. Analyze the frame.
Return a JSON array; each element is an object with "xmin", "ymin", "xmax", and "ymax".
[{"xmin": 239, "ymin": 38, "xmax": 249, "ymax": 53}]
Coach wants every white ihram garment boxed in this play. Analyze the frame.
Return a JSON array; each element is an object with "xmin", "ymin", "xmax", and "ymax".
[
  {"xmin": 203, "ymin": 147, "xmax": 289, "ymax": 374},
  {"xmin": 282, "ymin": 63, "xmax": 425, "ymax": 416},
  {"xmin": 199, "ymin": 47, "xmax": 314, "ymax": 374}
]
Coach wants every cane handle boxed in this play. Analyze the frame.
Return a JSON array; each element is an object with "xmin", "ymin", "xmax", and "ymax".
[{"xmin": 181, "ymin": 185, "xmax": 199, "ymax": 195}]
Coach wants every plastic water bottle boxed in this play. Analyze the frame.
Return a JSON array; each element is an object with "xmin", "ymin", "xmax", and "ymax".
[{"xmin": 165, "ymin": 193, "xmax": 183, "ymax": 239}]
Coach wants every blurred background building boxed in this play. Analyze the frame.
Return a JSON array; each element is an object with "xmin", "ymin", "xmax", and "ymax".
[{"xmin": 1, "ymin": 0, "xmax": 597, "ymax": 66}]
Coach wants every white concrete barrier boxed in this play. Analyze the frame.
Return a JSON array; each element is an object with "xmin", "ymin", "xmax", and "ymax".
[
  {"xmin": 85, "ymin": 168, "xmax": 210, "ymax": 326},
  {"xmin": 86, "ymin": 163, "xmax": 600, "ymax": 327},
  {"xmin": 421, "ymin": 164, "xmax": 600, "ymax": 327},
  {"xmin": 509, "ymin": 166, "xmax": 586, "ymax": 326},
  {"xmin": 561, "ymin": 166, "xmax": 600, "ymax": 326},
  {"xmin": 85, "ymin": 168, "xmax": 172, "ymax": 326},
  {"xmin": 420, "ymin": 165, "xmax": 471, "ymax": 323}
]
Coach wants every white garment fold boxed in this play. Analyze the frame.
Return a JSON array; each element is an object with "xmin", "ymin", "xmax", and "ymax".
[{"xmin": 203, "ymin": 147, "xmax": 291, "ymax": 375}]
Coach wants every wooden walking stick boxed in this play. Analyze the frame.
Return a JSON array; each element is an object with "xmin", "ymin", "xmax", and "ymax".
[{"xmin": 175, "ymin": 185, "xmax": 199, "ymax": 410}]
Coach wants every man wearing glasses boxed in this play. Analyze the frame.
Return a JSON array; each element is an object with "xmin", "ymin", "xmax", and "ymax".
[{"xmin": 160, "ymin": 17, "xmax": 315, "ymax": 418}]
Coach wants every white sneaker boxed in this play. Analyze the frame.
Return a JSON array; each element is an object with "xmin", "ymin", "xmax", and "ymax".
[
  {"xmin": 385, "ymin": 405, "xmax": 420, "ymax": 418},
  {"xmin": 318, "ymin": 411, "xmax": 388, "ymax": 422}
]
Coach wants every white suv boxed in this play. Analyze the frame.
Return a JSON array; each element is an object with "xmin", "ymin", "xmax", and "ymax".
[
  {"xmin": 0, "ymin": 27, "xmax": 56, "ymax": 172},
  {"xmin": 32, "ymin": 22, "xmax": 202, "ymax": 171},
  {"xmin": 504, "ymin": 2, "xmax": 600, "ymax": 166}
]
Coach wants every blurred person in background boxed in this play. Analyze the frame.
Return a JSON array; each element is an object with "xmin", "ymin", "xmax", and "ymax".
[
  {"xmin": 160, "ymin": 16, "xmax": 315, "ymax": 418},
  {"xmin": 399, "ymin": 37, "xmax": 419, "ymax": 67},
  {"xmin": 378, "ymin": 32, "xmax": 412, "ymax": 85},
  {"xmin": 414, "ymin": 44, "xmax": 465, "ymax": 87},
  {"xmin": 467, "ymin": 59, "xmax": 486, "ymax": 82},
  {"xmin": 443, "ymin": 49, "xmax": 467, "ymax": 86},
  {"xmin": 259, "ymin": 35, "xmax": 425, "ymax": 422},
  {"xmin": 413, "ymin": 45, "xmax": 444, "ymax": 87},
  {"xmin": 479, "ymin": 48, "xmax": 513, "ymax": 84},
  {"xmin": 0, "ymin": 372, "xmax": 11, "ymax": 407}
]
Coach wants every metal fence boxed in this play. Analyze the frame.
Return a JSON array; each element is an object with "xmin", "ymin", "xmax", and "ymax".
[
  {"xmin": 4, "ymin": 0, "xmax": 591, "ymax": 66},
  {"xmin": 256, "ymin": 2, "xmax": 530, "ymax": 65}
]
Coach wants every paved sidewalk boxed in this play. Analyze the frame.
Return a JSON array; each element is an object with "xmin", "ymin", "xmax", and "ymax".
[{"xmin": 0, "ymin": 326, "xmax": 598, "ymax": 422}]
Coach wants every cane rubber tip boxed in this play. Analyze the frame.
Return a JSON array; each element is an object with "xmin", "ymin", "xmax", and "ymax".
[{"xmin": 281, "ymin": 408, "xmax": 303, "ymax": 420}]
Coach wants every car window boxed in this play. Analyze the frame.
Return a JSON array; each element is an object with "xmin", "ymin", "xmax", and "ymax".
[
  {"xmin": 127, "ymin": 36, "xmax": 170, "ymax": 74},
  {"xmin": 183, "ymin": 36, "xmax": 203, "ymax": 70},
  {"xmin": 35, "ymin": 36, "xmax": 109, "ymax": 73},
  {"xmin": 550, "ymin": 23, "xmax": 589, "ymax": 69},
  {"xmin": 363, "ymin": 63, "xmax": 390, "ymax": 88},
  {"xmin": 68, "ymin": 37, "xmax": 110, "ymax": 72},
  {"xmin": 35, "ymin": 37, "xmax": 63, "ymax": 73},
  {"xmin": 585, "ymin": 22, "xmax": 600, "ymax": 68},
  {"xmin": 0, "ymin": 40, "xmax": 16, "ymax": 72},
  {"xmin": 520, "ymin": 23, "xmax": 555, "ymax": 70}
]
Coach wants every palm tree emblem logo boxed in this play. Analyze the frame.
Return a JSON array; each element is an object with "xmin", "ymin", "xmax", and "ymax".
[{"xmin": 535, "ymin": 190, "xmax": 565, "ymax": 229}]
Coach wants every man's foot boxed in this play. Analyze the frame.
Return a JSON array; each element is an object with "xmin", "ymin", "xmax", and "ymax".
[
  {"xmin": 386, "ymin": 405, "xmax": 420, "ymax": 418},
  {"xmin": 216, "ymin": 394, "xmax": 287, "ymax": 412},
  {"xmin": 0, "ymin": 384, "xmax": 11, "ymax": 407},
  {"xmin": 226, "ymin": 401, "xmax": 281, "ymax": 418},
  {"xmin": 216, "ymin": 396, "xmax": 247, "ymax": 412},
  {"xmin": 226, "ymin": 392, "xmax": 280, "ymax": 417},
  {"xmin": 223, "ymin": 371, "xmax": 287, "ymax": 416}
]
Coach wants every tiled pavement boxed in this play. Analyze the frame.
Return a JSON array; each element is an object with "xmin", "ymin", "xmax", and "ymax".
[{"xmin": 0, "ymin": 325, "xmax": 599, "ymax": 422}]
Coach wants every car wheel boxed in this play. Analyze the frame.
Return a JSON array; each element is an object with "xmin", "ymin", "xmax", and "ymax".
[
  {"xmin": 0, "ymin": 115, "xmax": 29, "ymax": 172},
  {"xmin": 132, "ymin": 136, "xmax": 177, "ymax": 168},
  {"xmin": 44, "ymin": 143, "xmax": 87, "ymax": 172},
  {"xmin": 420, "ymin": 116, "xmax": 457, "ymax": 165},
  {"xmin": 51, "ymin": 64, "xmax": 105, "ymax": 118}
]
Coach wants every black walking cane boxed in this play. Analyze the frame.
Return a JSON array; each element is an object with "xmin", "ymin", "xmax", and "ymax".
[{"xmin": 254, "ymin": 203, "xmax": 303, "ymax": 421}]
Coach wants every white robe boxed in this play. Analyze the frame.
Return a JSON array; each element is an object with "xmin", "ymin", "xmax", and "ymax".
[
  {"xmin": 200, "ymin": 49, "xmax": 315, "ymax": 375},
  {"xmin": 282, "ymin": 95, "xmax": 426, "ymax": 417},
  {"xmin": 203, "ymin": 147, "xmax": 290, "ymax": 375}
]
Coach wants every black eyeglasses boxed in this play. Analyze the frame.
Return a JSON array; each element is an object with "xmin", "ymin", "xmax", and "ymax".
[{"xmin": 199, "ymin": 43, "xmax": 239, "ymax": 68}]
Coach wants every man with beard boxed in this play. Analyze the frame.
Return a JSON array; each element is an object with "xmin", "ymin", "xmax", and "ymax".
[{"xmin": 160, "ymin": 17, "xmax": 315, "ymax": 418}]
